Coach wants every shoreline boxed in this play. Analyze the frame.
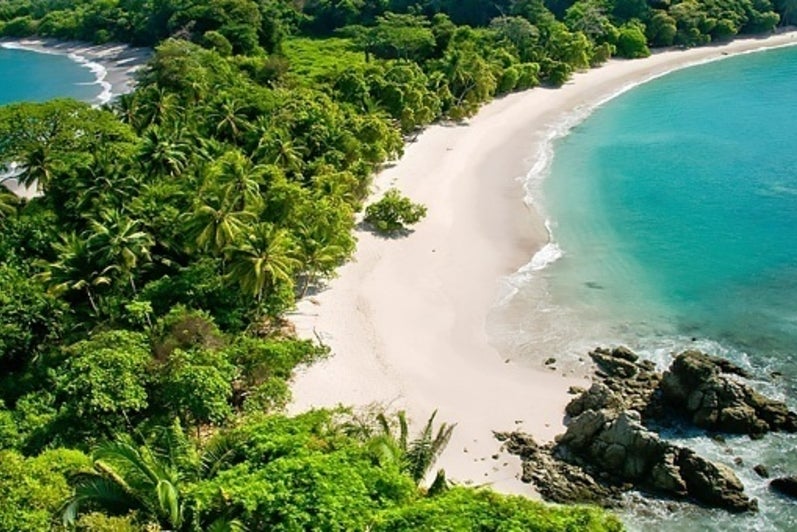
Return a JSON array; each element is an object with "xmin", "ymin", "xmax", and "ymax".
[
  {"xmin": 288, "ymin": 31, "xmax": 797, "ymax": 495},
  {"xmin": 0, "ymin": 37, "xmax": 151, "ymax": 105},
  {"xmin": 0, "ymin": 38, "xmax": 150, "ymax": 198}
]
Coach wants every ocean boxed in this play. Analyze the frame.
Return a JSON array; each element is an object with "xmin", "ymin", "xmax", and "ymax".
[
  {"xmin": 0, "ymin": 44, "xmax": 104, "ymax": 105},
  {"xmin": 491, "ymin": 46, "xmax": 797, "ymax": 530}
]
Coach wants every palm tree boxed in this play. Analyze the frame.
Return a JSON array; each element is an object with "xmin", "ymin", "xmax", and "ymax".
[
  {"xmin": 62, "ymin": 439, "xmax": 183, "ymax": 529},
  {"xmin": 140, "ymin": 127, "xmax": 192, "ymax": 178},
  {"xmin": 17, "ymin": 143, "xmax": 58, "ymax": 193},
  {"xmin": 210, "ymin": 98, "xmax": 251, "ymax": 143},
  {"xmin": 214, "ymin": 150, "xmax": 265, "ymax": 212},
  {"xmin": 255, "ymin": 130, "xmax": 306, "ymax": 176},
  {"xmin": 294, "ymin": 218, "xmax": 351, "ymax": 296},
  {"xmin": 225, "ymin": 224, "xmax": 299, "ymax": 311},
  {"xmin": 87, "ymin": 209, "xmax": 154, "ymax": 294},
  {"xmin": 62, "ymin": 427, "xmax": 245, "ymax": 531},
  {"xmin": 36, "ymin": 233, "xmax": 112, "ymax": 314},
  {"xmin": 0, "ymin": 188, "xmax": 19, "ymax": 219},
  {"xmin": 369, "ymin": 410, "xmax": 455, "ymax": 489},
  {"xmin": 184, "ymin": 192, "xmax": 254, "ymax": 257}
]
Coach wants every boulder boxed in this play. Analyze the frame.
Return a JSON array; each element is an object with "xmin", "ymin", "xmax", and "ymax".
[
  {"xmin": 497, "ymin": 432, "xmax": 622, "ymax": 506},
  {"xmin": 565, "ymin": 383, "xmax": 621, "ymax": 417},
  {"xmin": 677, "ymin": 448, "xmax": 757, "ymax": 513},
  {"xmin": 661, "ymin": 351, "xmax": 797, "ymax": 436},
  {"xmin": 753, "ymin": 464, "xmax": 769, "ymax": 478},
  {"xmin": 591, "ymin": 346, "xmax": 640, "ymax": 378},
  {"xmin": 770, "ymin": 476, "xmax": 797, "ymax": 500}
]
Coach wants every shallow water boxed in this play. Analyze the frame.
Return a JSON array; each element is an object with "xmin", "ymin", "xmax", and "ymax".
[
  {"xmin": 0, "ymin": 45, "xmax": 100, "ymax": 105},
  {"xmin": 492, "ymin": 46, "xmax": 797, "ymax": 529}
]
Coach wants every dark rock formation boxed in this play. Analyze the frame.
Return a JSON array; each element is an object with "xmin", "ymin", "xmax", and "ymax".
[
  {"xmin": 587, "ymin": 347, "xmax": 662, "ymax": 417},
  {"xmin": 753, "ymin": 464, "xmax": 770, "ymax": 478},
  {"xmin": 660, "ymin": 351, "xmax": 797, "ymax": 436},
  {"xmin": 556, "ymin": 407, "xmax": 756, "ymax": 512},
  {"xmin": 770, "ymin": 477, "xmax": 797, "ymax": 499},
  {"xmin": 496, "ymin": 432, "xmax": 623, "ymax": 506},
  {"xmin": 499, "ymin": 346, "xmax": 797, "ymax": 514}
]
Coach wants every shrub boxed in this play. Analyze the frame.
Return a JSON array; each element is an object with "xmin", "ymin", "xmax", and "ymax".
[{"xmin": 365, "ymin": 189, "xmax": 427, "ymax": 234}]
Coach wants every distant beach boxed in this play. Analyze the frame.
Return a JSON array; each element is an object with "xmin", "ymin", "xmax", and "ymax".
[
  {"xmin": 0, "ymin": 37, "xmax": 151, "ymax": 105},
  {"xmin": 288, "ymin": 31, "xmax": 797, "ymax": 495},
  {"xmin": 0, "ymin": 38, "xmax": 150, "ymax": 198}
]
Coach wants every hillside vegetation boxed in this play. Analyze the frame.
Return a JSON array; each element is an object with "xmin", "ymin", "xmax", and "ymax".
[{"xmin": 1, "ymin": 0, "xmax": 793, "ymax": 529}]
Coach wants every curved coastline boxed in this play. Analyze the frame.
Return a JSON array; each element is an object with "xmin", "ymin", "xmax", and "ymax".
[
  {"xmin": 289, "ymin": 31, "xmax": 797, "ymax": 496},
  {"xmin": 0, "ymin": 37, "xmax": 151, "ymax": 105},
  {"xmin": 0, "ymin": 38, "xmax": 150, "ymax": 198}
]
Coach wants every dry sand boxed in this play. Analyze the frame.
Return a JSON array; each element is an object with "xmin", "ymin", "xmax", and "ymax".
[
  {"xmin": 0, "ymin": 38, "xmax": 151, "ymax": 198},
  {"xmin": 289, "ymin": 31, "xmax": 797, "ymax": 495},
  {"xmin": 289, "ymin": 32, "xmax": 797, "ymax": 495}
]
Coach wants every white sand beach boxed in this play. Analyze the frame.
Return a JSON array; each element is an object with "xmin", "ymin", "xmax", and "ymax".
[
  {"xmin": 0, "ymin": 38, "xmax": 151, "ymax": 102},
  {"xmin": 289, "ymin": 31, "xmax": 797, "ymax": 495},
  {"xmin": 0, "ymin": 38, "xmax": 150, "ymax": 198}
]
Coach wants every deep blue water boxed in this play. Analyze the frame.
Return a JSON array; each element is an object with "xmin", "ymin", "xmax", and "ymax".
[
  {"xmin": 0, "ymin": 45, "xmax": 98, "ymax": 105},
  {"xmin": 538, "ymin": 46, "xmax": 797, "ymax": 530}
]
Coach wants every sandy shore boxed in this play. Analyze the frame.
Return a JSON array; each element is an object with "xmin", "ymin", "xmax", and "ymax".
[
  {"xmin": 0, "ymin": 38, "xmax": 150, "ymax": 198},
  {"xmin": 289, "ymin": 31, "xmax": 797, "ymax": 495},
  {"xmin": 0, "ymin": 38, "xmax": 151, "ymax": 103},
  {"xmin": 290, "ymin": 32, "xmax": 797, "ymax": 494}
]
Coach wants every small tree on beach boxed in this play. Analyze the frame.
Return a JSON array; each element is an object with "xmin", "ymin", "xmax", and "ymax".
[{"xmin": 364, "ymin": 189, "xmax": 427, "ymax": 235}]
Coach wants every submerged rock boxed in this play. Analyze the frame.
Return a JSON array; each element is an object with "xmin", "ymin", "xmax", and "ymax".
[{"xmin": 770, "ymin": 476, "xmax": 797, "ymax": 500}]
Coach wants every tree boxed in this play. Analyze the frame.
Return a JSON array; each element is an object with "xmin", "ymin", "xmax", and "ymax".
[
  {"xmin": 0, "ymin": 448, "xmax": 90, "ymax": 532},
  {"xmin": 225, "ymin": 223, "xmax": 299, "ymax": 313},
  {"xmin": 55, "ymin": 331, "xmax": 152, "ymax": 434},
  {"xmin": 87, "ymin": 209, "xmax": 155, "ymax": 294},
  {"xmin": 368, "ymin": 410, "xmax": 455, "ymax": 487},
  {"xmin": 184, "ymin": 191, "xmax": 255, "ymax": 256},
  {"xmin": 36, "ymin": 233, "xmax": 112, "ymax": 314},
  {"xmin": 365, "ymin": 189, "xmax": 427, "ymax": 234},
  {"xmin": 0, "ymin": 264, "xmax": 66, "ymax": 374},
  {"xmin": 139, "ymin": 127, "xmax": 192, "ymax": 178},
  {"xmin": 156, "ymin": 348, "xmax": 235, "ymax": 430},
  {"xmin": 615, "ymin": 22, "xmax": 650, "ymax": 58},
  {"xmin": 62, "ymin": 438, "xmax": 184, "ymax": 529}
]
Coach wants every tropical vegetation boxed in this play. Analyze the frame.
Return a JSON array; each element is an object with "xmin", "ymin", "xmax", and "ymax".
[{"xmin": 2, "ymin": 0, "xmax": 793, "ymax": 529}]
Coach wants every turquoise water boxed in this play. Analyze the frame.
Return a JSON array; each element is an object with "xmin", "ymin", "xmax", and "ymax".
[
  {"xmin": 493, "ymin": 46, "xmax": 797, "ymax": 529},
  {"xmin": 0, "ymin": 45, "xmax": 99, "ymax": 105}
]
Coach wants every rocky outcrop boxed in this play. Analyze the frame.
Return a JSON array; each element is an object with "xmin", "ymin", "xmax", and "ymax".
[
  {"xmin": 495, "ymin": 432, "xmax": 622, "ymax": 506},
  {"xmin": 660, "ymin": 350, "xmax": 797, "ymax": 436},
  {"xmin": 770, "ymin": 477, "xmax": 797, "ymax": 500},
  {"xmin": 587, "ymin": 347, "xmax": 663, "ymax": 417},
  {"xmin": 555, "ymin": 406, "xmax": 756, "ymax": 512},
  {"xmin": 499, "ymin": 346, "xmax": 797, "ymax": 513}
]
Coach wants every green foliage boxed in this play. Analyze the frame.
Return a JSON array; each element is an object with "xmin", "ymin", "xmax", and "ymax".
[
  {"xmin": 0, "ymin": 263, "xmax": 65, "ymax": 375},
  {"xmin": 0, "ymin": 448, "xmax": 90, "ymax": 532},
  {"xmin": 55, "ymin": 330, "xmax": 152, "ymax": 434},
  {"xmin": 365, "ymin": 189, "xmax": 427, "ymax": 234},
  {"xmin": 371, "ymin": 487, "xmax": 624, "ymax": 531},
  {"xmin": 616, "ymin": 22, "xmax": 650, "ymax": 58}
]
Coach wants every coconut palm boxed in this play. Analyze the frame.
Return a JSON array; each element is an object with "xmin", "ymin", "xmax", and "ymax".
[
  {"xmin": 184, "ymin": 192, "xmax": 255, "ymax": 256},
  {"xmin": 255, "ymin": 130, "xmax": 306, "ymax": 176},
  {"xmin": 17, "ymin": 143, "xmax": 57, "ymax": 193},
  {"xmin": 210, "ymin": 98, "xmax": 251, "ymax": 142},
  {"xmin": 294, "ymin": 218, "xmax": 351, "ymax": 296},
  {"xmin": 0, "ymin": 188, "xmax": 19, "ymax": 219},
  {"xmin": 87, "ymin": 209, "xmax": 154, "ymax": 294},
  {"xmin": 369, "ymin": 410, "xmax": 455, "ymax": 489},
  {"xmin": 36, "ymin": 233, "xmax": 112, "ymax": 314},
  {"xmin": 214, "ymin": 150, "xmax": 265, "ymax": 212},
  {"xmin": 140, "ymin": 127, "xmax": 192, "ymax": 178},
  {"xmin": 225, "ymin": 223, "xmax": 299, "ymax": 310}
]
